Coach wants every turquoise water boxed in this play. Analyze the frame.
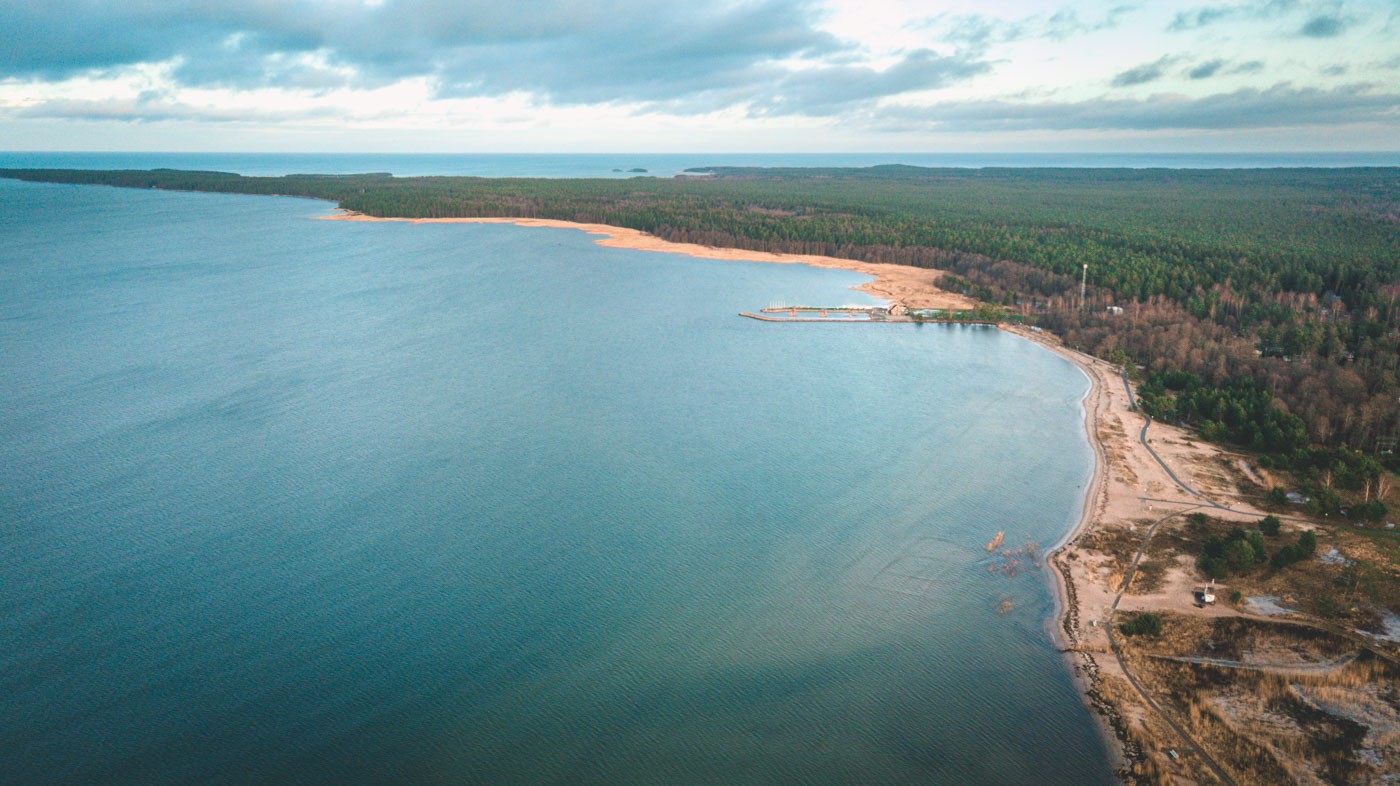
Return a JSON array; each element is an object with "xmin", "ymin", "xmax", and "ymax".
[{"xmin": 0, "ymin": 178, "xmax": 1110, "ymax": 784}]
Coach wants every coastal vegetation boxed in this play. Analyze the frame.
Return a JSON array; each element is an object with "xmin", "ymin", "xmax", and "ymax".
[
  {"xmin": 1193, "ymin": 518, "xmax": 1315, "ymax": 580},
  {"xmin": 1117, "ymin": 615, "xmax": 1399, "ymax": 786},
  {"xmin": 5, "ymin": 165, "xmax": 1399, "ymax": 481},
  {"xmin": 1118, "ymin": 612, "xmax": 1163, "ymax": 637},
  {"xmin": 1166, "ymin": 511, "xmax": 1399, "ymax": 629}
]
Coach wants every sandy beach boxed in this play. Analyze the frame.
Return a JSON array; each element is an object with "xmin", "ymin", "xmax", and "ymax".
[
  {"xmin": 318, "ymin": 211, "xmax": 977, "ymax": 311},
  {"xmin": 1005, "ymin": 324, "xmax": 1286, "ymax": 778}
]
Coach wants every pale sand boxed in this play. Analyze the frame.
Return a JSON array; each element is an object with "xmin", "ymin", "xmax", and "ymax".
[
  {"xmin": 317, "ymin": 211, "xmax": 976, "ymax": 311},
  {"xmin": 1006, "ymin": 324, "xmax": 1277, "ymax": 770}
]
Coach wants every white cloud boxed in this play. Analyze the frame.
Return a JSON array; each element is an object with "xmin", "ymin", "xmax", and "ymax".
[{"xmin": 0, "ymin": 0, "xmax": 1396, "ymax": 150}]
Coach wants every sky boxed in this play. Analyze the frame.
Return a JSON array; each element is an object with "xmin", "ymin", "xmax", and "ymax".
[{"xmin": 1, "ymin": 0, "xmax": 1397, "ymax": 152}]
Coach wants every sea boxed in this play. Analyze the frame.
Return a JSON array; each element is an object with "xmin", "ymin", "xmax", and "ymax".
[
  {"xmin": 0, "ymin": 158, "xmax": 1114, "ymax": 783},
  {"xmin": 2, "ymin": 150, "xmax": 1397, "ymax": 178}
]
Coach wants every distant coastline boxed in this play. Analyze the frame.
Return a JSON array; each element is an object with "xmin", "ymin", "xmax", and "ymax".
[
  {"xmin": 318, "ymin": 210, "xmax": 977, "ymax": 311},
  {"xmin": 6, "ymin": 151, "xmax": 1400, "ymax": 179}
]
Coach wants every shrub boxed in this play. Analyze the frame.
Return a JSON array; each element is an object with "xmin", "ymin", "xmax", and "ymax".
[
  {"xmin": 1200, "ymin": 557, "xmax": 1229, "ymax": 580},
  {"xmin": 1269, "ymin": 530, "xmax": 1317, "ymax": 570},
  {"xmin": 1349, "ymin": 500, "xmax": 1388, "ymax": 522},
  {"xmin": 1245, "ymin": 532, "xmax": 1267, "ymax": 562},
  {"xmin": 1119, "ymin": 613, "xmax": 1163, "ymax": 637},
  {"xmin": 1298, "ymin": 529, "xmax": 1317, "ymax": 558},
  {"xmin": 1259, "ymin": 515, "xmax": 1282, "ymax": 536},
  {"xmin": 1224, "ymin": 539, "xmax": 1257, "ymax": 571},
  {"xmin": 1271, "ymin": 545, "xmax": 1299, "ymax": 570}
]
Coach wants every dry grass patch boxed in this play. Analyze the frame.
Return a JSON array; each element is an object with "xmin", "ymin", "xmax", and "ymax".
[{"xmin": 1118, "ymin": 614, "xmax": 1399, "ymax": 785}]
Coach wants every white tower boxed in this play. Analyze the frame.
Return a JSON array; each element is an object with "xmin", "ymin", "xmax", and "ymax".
[{"xmin": 1080, "ymin": 263, "xmax": 1088, "ymax": 311}]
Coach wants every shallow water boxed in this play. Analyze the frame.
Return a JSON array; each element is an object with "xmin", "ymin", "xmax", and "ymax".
[{"xmin": 0, "ymin": 178, "xmax": 1111, "ymax": 784}]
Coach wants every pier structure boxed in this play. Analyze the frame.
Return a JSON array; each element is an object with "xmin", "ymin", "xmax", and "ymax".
[{"xmin": 739, "ymin": 305, "xmax": 1014, "ymax": 325}]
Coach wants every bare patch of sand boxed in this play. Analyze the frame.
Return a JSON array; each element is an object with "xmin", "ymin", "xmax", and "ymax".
[{"xmin": 318, "ymin": 211, "xmax": 976, "ymax": 311}]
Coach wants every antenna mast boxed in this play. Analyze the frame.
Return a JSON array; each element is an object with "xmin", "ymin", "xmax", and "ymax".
[{"xmin": 1080, "ymin": 263, "xmax": 1088, "ymax": 311}]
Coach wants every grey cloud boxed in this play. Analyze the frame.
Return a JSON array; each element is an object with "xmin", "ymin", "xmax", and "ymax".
[
  {"xmin": 1299, "ymin": 14, "xmax": 1348, "ymax": 36},
  {"xmin": 1041, "ymin": 6, "xmax": 1139, "ymax": 39},
  {"xmin": 13, "ymin": 96, "xmax": 341, "ymax": 124},
  {"xmin": 170, "ymin": 42, "xmax": 365, "ymax": 92},
  {"xmin": 915, "ymin": 5, "xmax": 1135, "ymax": 47},
  {"xmin": 426, "ymin": 3, "xmax": 850, "ymax": 105},
  {"xmin": 640, "ymin": 48, "xmax": 990, "ymax": 117},
  {"xmin": 746, "ymin": 49, "xmax": 991, "ymax": 116},
  {"xmin": 1167, "ymin": 0, "xmax": 1300, "ymax": 31},
  {"xmin": 1111, "ymin": 57, "xmax": 1178, "ymax": 87},
  {"xmin": 0, "ymin": 0, "xmax": 884, "ymax": 111},
  {"xmin": 1167, "ymin": 7, "xmax": 1238, "ymax": 30},
  {"xmin": 1185, "ymin": 58, "xmax": 1268, "ymax": 79},
  {"xmin": 877, "ymin": 83, "xmax": 1399, "ymax": 132},
  {"xmin": 1188, "ymin": 59, "xmax": 1227, "ymax": 79},
  {"xmin": 0, "ymin": 2, "xmax": 334, "ymax": 79}
]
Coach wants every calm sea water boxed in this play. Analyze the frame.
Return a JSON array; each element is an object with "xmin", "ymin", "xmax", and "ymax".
[
  {"xmin": 0, "ymin": 177, "xmax": 1111, "ymax": 784},
  {"xmin": 2, "ymin": 150, "xmax": 1397, "ymax": 177}
]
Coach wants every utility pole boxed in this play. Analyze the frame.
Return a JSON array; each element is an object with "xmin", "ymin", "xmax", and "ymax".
[{"xmin": 1080, "ymin": 263, "xmax": 1088, "ymax": 311}]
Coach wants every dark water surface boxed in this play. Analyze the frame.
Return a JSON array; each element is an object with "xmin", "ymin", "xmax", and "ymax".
[{"xmin": 0, "ymin": 179, "xmax": 1111, "ymax": 784}]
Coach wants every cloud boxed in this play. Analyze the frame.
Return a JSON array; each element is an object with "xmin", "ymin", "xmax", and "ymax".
[
  {"xmin": 13, "ymin": 96, "xmax": 341, "ymax": 124},
  {"xmin": 1111, "ymin": 56, "xmax": 1179, "ymax": 87},
  {"xmin": 739, "ymin": 49, "xmax": 991, "ymax": 116},
  {"xmin": 1187, "ymin": 59, "xmax": 1227, "ymax": 79},
  {"xmin": 878, "ymin": 83, "xmax": 1400, "ymax": 132},
  {"xmin": 0, "ymin": 0, "xmax": 868, "ymax": 110},
  {"xmin": 1299, "ymin": 14, "xmax": 1347, "ymax": 36},
  {"xmin": 0, "ymin": 1, "xmax": 1003, "ymax": 120},
  {"xmin": 1167, "ymin": 0, "xmax": 1300, "ymax": 31},
  {"xmin": 914, "ymin": 5, "xmax": 1135, "ymax": 47},
  {"xmin": 1185, "ymin": 58, "xmax": 1267, "ymax": 79}
]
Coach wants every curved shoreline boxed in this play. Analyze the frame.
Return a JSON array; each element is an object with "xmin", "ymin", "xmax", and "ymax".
[
  {"xmin": 319, "ymin": 209, "xmax": 1199, "ymax": 774},
  {"xmin": 1006, "ymin": 325, "xmax": 1125, "ymax": 769},
  {"xmin": 316, "ymin": 211, "xmax": 976, "ymax": 311}
]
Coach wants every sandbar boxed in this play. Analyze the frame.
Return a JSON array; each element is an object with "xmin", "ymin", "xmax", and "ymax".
[{"xmin": 317, "ymin": 211, "xmax": 976, "ymax": 311}]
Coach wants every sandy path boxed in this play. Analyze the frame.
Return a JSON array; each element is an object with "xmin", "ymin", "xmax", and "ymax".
[{"xmin": 317, "ymin": 212, "xmax": 977, "ymax": 310}]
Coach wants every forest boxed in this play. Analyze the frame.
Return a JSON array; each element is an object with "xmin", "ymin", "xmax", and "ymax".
[{"xmin": 5, "ymin": 165, "xmax": 1399, "ymax": 480}]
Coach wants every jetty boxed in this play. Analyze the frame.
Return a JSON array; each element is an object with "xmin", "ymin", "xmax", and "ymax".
[{"xmin": 740, "ymin": 305, "xmax": 1014, "ymax": 325}]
